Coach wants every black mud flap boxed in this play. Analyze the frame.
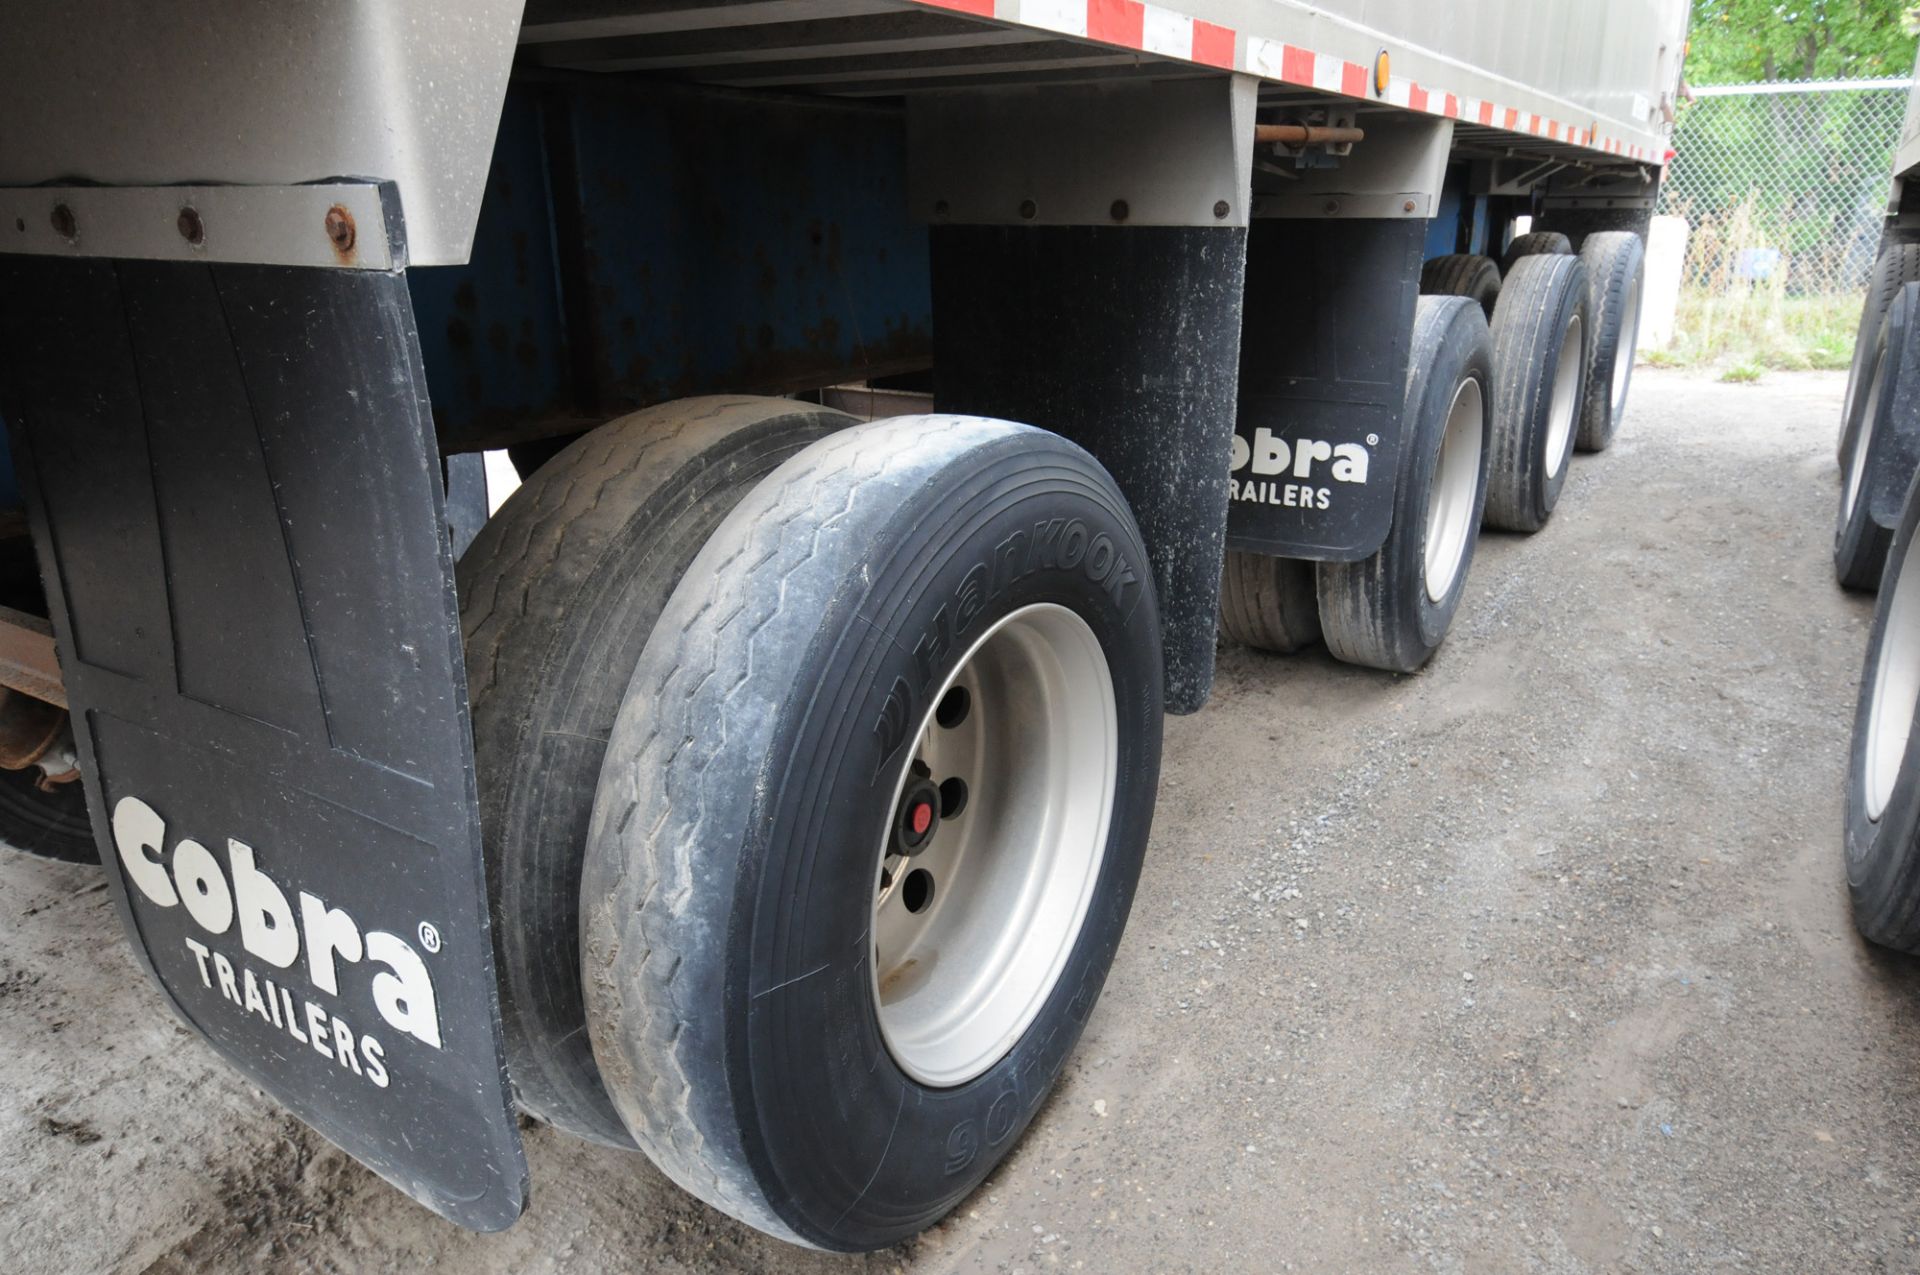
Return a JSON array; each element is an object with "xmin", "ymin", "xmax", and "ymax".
[
  {"xmin": 1227, "ymin": 218, "xmax": 1422, "ymax": 561},
  {"xmin": 0, "ymin": 256, "xmax": 527, "ymax": 1231}
]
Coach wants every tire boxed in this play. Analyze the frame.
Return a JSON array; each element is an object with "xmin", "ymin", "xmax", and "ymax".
[
  {"xmin": 0, "ymin": 765, "xmax": 93, "ymax": 863},
  {"xmin": 1501, "ymin": 231, "xmax": 1573, "ymax": 277},
  {"xmin": 1574, "ymin": 231, "xmax": 1646, "ymax": 453},
  {"xmin": 1420, "ymin": 254, "xmax": 1502, "ymax": 320},
  {"xmin": 1316, "ymin": 296, "xmax": 1494, "ymax": 673},
  {"xmin": 458, "ymin": 395, "xmax": 854, "ymax": 1147},
  {"xmin": 1846, "ymin": 463, "xmax": 1920, "ymax": 950},
  {"xmin": 579, "ymin": 416, "xmax": 1163, "ymax": 1250},
  {"xmin": 1218, "ymin": 550, "xmax": 1321, "ymax": 652},
  {"xmin": 1837, "ymin": 285, "xmax": 1920, "ymax": 591},
  {"xmin": 1839, "ymin": 242, "xmax": 1920, "ymax": 462},
  {"xmin": 1483, "ymin": 253, "xmax": 1592, "ymax": 533}
]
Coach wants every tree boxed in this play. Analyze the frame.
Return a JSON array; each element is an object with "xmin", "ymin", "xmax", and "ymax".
[{"xmin": 1687, "ymin": 0, "xmax": 1920, "ymax": 84}]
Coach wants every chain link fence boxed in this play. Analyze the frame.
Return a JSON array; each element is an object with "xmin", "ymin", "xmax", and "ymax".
[
  {"xmin": 1649, "ymin": 78, "xmax": 1908, "ymax": 367},
  {"xmin": 1657, "ymin": 78, "xmax": 1908, "ymax": 298}
]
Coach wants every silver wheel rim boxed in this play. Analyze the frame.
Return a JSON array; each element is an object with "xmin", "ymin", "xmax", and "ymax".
[
  {"xmin": 1545, "ymin": 313, "xmax": 1582, "ymax": 480},
  {"xmin": 1424, "ymin": 377, "xmax": 1484, "ymax": 603},
  {"xmin": 871, "ymin": 602, "xmax": 1118, "ymax": 1087},
  {"xmin": 1867, "ymin": 525, "xmax": 1920, "ymax": 821},
  {"xmin": 1611, "ymin": 274, "xmax": 1642, "ymax": 415},
  {"xmin": 1844, "ymin": 340, "xmax": 1888, "ymax": 526}
]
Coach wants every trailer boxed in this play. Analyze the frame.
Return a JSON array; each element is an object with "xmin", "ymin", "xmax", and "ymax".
[
  {"xmin": 1831, "ymin": 51, "xmax": 1920, "ymax": 963},
  {"xmin": 0, "ymin": 0, "xmax": 1684, "ymax": 1250}
]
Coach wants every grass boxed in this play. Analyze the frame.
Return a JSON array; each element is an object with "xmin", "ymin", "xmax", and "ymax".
[{"xmin": 1653, "ymin": 288, "xmax": 1859, "ymax": 377}]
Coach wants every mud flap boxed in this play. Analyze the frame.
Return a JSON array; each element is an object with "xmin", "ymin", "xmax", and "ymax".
[
  {"xmin": 0, "ymin": 256, "xmax": 527, "ymax": 1230},
  {"xmin": 1227, "ymin": 218, "xmax": 1423, "ymax": 561}
]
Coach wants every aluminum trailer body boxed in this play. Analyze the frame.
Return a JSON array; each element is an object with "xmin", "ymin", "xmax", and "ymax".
[{"xmin": 0, "ymin": 0, "xmax": 1685, "ymax": 1246}]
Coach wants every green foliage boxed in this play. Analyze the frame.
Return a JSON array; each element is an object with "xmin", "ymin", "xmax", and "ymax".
[
  {"xmin": 1688, "ymin": 1, "xmax": 1919, "ymax": 85},
  {"xmin": 1655, "ymin": 286, "xmax": 1860, "ymax": 371},
  {"xmin": 1721, "ymin": 361, "xmax": 1767, "ymax": 382}
]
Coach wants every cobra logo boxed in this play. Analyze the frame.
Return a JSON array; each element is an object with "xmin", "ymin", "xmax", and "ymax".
[
  {"xmin": 1230, "ymin": 429, "xmax": 1372, "ymax": 483},
  {"xmin": 109, "ymin": 794, "xmax": 442, "ymax": 1052}
]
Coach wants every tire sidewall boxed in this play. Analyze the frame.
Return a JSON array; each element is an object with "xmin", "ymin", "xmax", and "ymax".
[
  {"xmin": 1846, "ymin": 466, "xmax": 1920, "ymax": 943},
  {"xmin": 1836, "ymin": 298, "xmax": 1903, "ymax": 585},
  {"xmin": 1398, "ymin": 301, "xmax": 1494, "ymax": 650},
  {"xmin": 1581, "ymin": 234, "xmax": 1646, "ymax": 451},
  {"xmin": 728, "ymin": 435, "xmax": 1163, "ymax": 1248},
  {"xmin": 1533, "ymin": 259, "xmax": 1590, "ymax": 519}
]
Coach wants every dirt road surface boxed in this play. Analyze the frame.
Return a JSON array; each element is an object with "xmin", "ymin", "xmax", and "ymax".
[{"xmin": 4, "ymin": 368, "xmax": 1917, "ymax": 1274}]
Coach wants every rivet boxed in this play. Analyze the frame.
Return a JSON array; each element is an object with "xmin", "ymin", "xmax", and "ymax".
[{"xmin": 325, "ymin": 204, "xmax": 357, "ymax": 255}]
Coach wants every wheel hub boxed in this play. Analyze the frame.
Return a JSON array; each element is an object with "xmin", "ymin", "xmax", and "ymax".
[{"xmin": 870, "ymin": 602, "xmax": 1117, "ymax": 1088}]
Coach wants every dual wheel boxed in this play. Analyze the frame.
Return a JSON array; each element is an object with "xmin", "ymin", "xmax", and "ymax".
[
  {"xmin": 459, "ymin": 398, "xmax": 1161, "ymax": 1249},
  {"xmin": 1224, "ymin": 296, "xmax": 1494, "ymax": 672},
  {"xmin": 1223, "ymin": 229, "xmax": 1641, "ymax": 673},
  {"xmin": 1834, "ymin": 249, "xmax": 1920, "ymax": 592}
]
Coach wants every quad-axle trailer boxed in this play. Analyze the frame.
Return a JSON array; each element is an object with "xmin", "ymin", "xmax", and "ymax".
[
  {"xmin": 0, "ymin": 0, "xmax": 1684, "ymax": 1249},
  {"xmin": 1830, "ymin": 52, "xmax": 1920, "ymax": 966}
]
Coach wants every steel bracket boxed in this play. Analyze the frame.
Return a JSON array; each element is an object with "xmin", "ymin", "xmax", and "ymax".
[
  {"xmin": 1250, "ymin": 114, "xmax": 1451, "ymax": 220},
  {"xmin": 908, "ymin": 75, "xmax": 1257, "ymax": 228}
]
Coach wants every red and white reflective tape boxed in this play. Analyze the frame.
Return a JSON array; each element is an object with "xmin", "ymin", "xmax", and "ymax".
[{"xmin": 914, "ymin": 0, "xmax": 1662, "ymax": 165}]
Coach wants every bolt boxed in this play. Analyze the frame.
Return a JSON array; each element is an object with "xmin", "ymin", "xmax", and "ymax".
[
  {"xmin": 933, "ymin": 199, "xmax": 950, "ymax": 219},
  {"xmin": 1403, "ymin": 199, "xmax": 1417, "ymax": 214},
  {"xmin": 324, "ymin": 204, "xmax": 356, "ymax": 255},
  {"xmin": 1323, "ymin": 199, "xmax": 1341, "ymax": 215},
  {"xmin": 1213, "ymin": 200, "xmax": 1231, "ymax": 220},
  {"xmin": 177, "ymin": 206, "xmax": 204, "ymax": 245},
  {"xmin": 1110, "ymin": 199, "xmax": 1130, "ymax": 222},
  {"xmin": 50, "ymin": 204, "xmax": 75, "ymax": 240},
  {"xmin": 1018, "ymin": 199, "xmax": 1037, "ymax": 221}
]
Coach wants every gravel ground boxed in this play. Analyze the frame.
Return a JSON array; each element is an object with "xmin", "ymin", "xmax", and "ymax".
[{"xmin": 4, "ymin": 367, "xmax": 1918, "ymax": 1274}]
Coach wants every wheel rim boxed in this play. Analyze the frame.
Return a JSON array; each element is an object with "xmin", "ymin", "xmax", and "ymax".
[
  {"xmin": 1867, "ymin": 525, "xmax": 1920, "ymax": 822},
  {"xmin": 871, "ymin": 602, "xmax": 1117, "ymax": 1087},
  {"xmin": 1423, "ymin": 377, "xmax": 1484, "ymax": 603},
  {"xmin": 1844, "ymin": 339, "xmax": 1888, "ymax": 526},
  {"xmin": 1611, "ymin": 274, "xmax": 1642, "ymax": 416},
  {"xmin": 1545, "ymin": 312, "xmax": 1583, "ymax": 480}
]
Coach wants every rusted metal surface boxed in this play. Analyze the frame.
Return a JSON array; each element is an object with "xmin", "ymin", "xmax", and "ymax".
[
  {"xmin": 0, "ymin": 687, "xmax": 67, "ymax": 771},
  {"xmin": 325, "ymin": 203, "xmax": 357, "ymax": 258},
  {"xmin": 0, "ymin": 606, "xmax": 65, "ymax": 709},
  {"xmin": 1254, "ymin": 123, "xmax": 1366, "ymax": 146},
  {"xmin": 816, "ymin": 382, "xmax": 933, "ymax": 419}
]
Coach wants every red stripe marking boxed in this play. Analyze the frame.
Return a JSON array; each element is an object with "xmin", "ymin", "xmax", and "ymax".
[
  {"xmin": 1191, "ymin": 19, "xmax": 1235, "ymax": 68},
  {"xmin": 1342, "ymin": 60, "xmax": 1367, "ymax": 97},
  {"xmin": 1087, "ymin": 0, "xmax": 1144, "ymax": 46},
  {"xmin": 1443, "ymin": 93, "xmax": 1459, "ymax": 118},
  {"xmin": 1504, "ymin": 107, "xmax": 1518, "ymax": 129},
  {"xmin": 1478, "ymin": 100, "xmax": 1495, "ymax": 125},
  {"xmin": 1547, "ymin": 121, "xmax": 1559, "ymax": 140},
  {"xmin": 1280, "ymin": 43, "xmax": 1314, "ymax": 84},
  {"xmin": 917, "ymin": 0, "xmax": 996, "ymax": 14},
  {"xmin": 1408, "ymin": 84, "xmax": 1428, "ymax": 113}
]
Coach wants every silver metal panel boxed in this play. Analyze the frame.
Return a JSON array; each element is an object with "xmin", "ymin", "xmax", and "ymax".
[
  {"xmin": 908, "ymin": 74, "xmax": 1257, "ymax": 226},
  {"xmin": 1250, "ymin": 113, "xmax": 1451, "ymax": 219},
  {"xmin": 1896, "ymin": 49, "xmax": 1920, "ymax": 182},
  {"xmin": 3, "ymin": 185, "xmax": 398, "ymax": 272},
  {"xmin": 0, "ymin": 1, "xmax": 522, "ymax": 267}
]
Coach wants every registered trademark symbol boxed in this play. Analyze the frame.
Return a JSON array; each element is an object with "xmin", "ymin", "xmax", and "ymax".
[
  {"xmin": 1366, "ymin": 433, "xmax": 1379, "ymax": 446},
  {"xmin": 418, "ymin": 921, "xmax": 442, "ymax": 954}
]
